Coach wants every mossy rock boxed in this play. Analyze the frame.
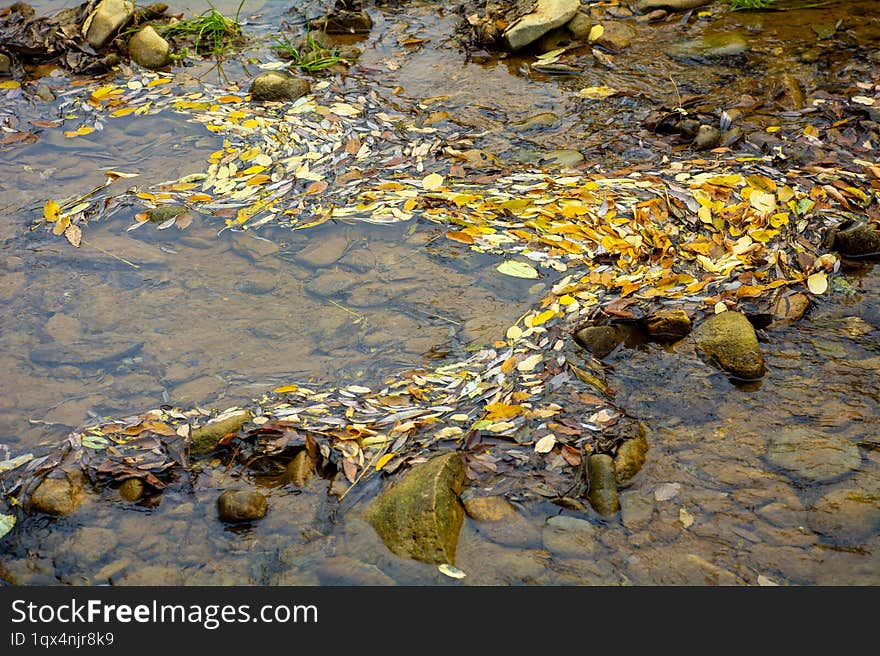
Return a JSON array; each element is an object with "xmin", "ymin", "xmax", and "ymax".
[
  {"xmin": 588, "ymin": 454, "xmax": 619, "ymax": 516},
  {"xmin": 189, "ymin": 409, "xmax": 251, "ymax": 456},
  {"xmin": 364, "ymin": 452, "xmax": 465, "ymax": 564},
  {"xmin": 694, "ymin": 311, "xmax": 765, "ymax": 380},
  {"xmin": 29, "ymin": 472, "xmax": 84, "ymax": 516}
]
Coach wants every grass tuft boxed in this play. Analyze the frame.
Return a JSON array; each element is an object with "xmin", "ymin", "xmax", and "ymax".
[
  {"xmin": 158, "ymin": 0, "xmax": 246, "ymax": 57},
  {"xmin": 271, "ymin": 31, "xmax": 353, "ymax": 72}
]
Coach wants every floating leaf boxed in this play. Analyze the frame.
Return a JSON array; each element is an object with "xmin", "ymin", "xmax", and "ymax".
[
  {"xmin": 588, "ymin": 24, "xmax": 605, "ymax": 41},
  {"xmin": 0, "ymin": 453, "xmax": 33, "ymax": 473},
  {"xmin": 534, "ymin": 434, "xmax": 556, "ymax": 454},
  {"xmin": 438, "ymin": 564, "xmax": 466, "ymax": 579},
  {"xmin": 422, "ymin": 173, "xmax": 445, "ymax": 191},
  {"xmin": 679, "ymin": 507, "xmax": 695, "ymax": 529},
  {"xmin": 81, "ymin": 434, "xmax": 109, "ymax": 450},
  {"xmin": 517, "ymin": 354, "xmax": 543, "ymax": 372},
  {"xmin": 43, "ymin": 199, "xmax": 61, "ymax": 222},
  {"xmin": 506, "ymin": 325, "xmax": 523, "ymax": 341},
  {"xmin": 578, "ymin": 86, "xmax": 618, "ymax": 100},
  {"xmin": 0, "ymin": 514, "xmax": 15, "ymax": 541},
  {"xmin": 64, "ymin": 224, "xmax": 82, "ymax": 247},
  {"xmin": 273, "ymin": 384, "xmax": 299, "ymax": 394},
  {"xmin": 807, "ymin": 271, "xmax": 827, "ymax": 295},
  {"xmin": 375, "ymin": 453, "xmax": 396, "ymax": 471},
  {"xmin": 496, "ymin": 260, "xmax": 539, "ymax": 279}
]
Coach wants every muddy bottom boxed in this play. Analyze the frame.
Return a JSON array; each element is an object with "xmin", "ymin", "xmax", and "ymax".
[{"xmin": 1, "ymin": 0, "xmax": 879, "ymax": 584}]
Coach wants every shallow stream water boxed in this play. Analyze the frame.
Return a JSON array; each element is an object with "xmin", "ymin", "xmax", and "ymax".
[{"xmin": 0, "ymin": 0, "xmax": 878, "ymax": 584}]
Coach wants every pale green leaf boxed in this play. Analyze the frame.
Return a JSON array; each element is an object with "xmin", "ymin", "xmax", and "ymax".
[{"xmin": 497, "ymin": 260, "xmax": 539, "ymax": 279}]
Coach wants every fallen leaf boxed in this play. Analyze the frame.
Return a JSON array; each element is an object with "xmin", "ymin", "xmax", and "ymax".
[
  {"xmin": 64, "ymin": 224, "xmax": 82, "ymax": 247},
  {"xmin": 679, "ymin": 507, "xmax": 695, "ymax": 529},
  {"xmin": 0, "ymin": 513, "xmax": 15, "ymax": 541},
  {"xmin": 497, "ymin": 260, "xmax": 539, "ymax": 279},
  {"xmin": 43, "ymin": 199, "xmax": 61, "ymax": 222},
  {"xmin": 422, "ymin": 173, "xmax": 445, "ymax": 191},
  {"xmin": 375, "ymin": 452, "xmax": 395, "ymax": 471},
  {"xmin": 534, "ymin": 434, "xmax": 556, "ymax": 453},
  {"xmin": 578, "ymin": 86, "xmax": 618, "ymax": 100},
  {"xmin": 438, "ymin": 563, "xmax": 466, "ymax": 579},
  {"xmin": 654, "ymin": 482, "xmax": 680, "ymax": 501},
  {"xmin": 0, "ymin": 453, "xmax": 33, "ymax": 473},
  {"xmin": 757, "ymin": 575, "xmax": 779, "ymax": 586},
  {"xmin": 588, "ymin": 24, "xmax": 605, "ymax": 41},
  {"xmin": 807, "ymin": 271, "xmax": 827, "ymax": 295},
  {"xmin": 517, "ymin": 353, "xmax": 543, "ymax": 372}
]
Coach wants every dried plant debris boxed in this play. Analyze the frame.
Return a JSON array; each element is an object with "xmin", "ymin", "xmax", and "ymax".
[{"xmin": 1, "ymin": 57, "xmax": 879, "ymax": 522}]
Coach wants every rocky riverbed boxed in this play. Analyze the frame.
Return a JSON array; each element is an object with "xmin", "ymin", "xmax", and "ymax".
[{"xmin": 0, "ymin": 0, "xmax": 878, "ymax": 585}]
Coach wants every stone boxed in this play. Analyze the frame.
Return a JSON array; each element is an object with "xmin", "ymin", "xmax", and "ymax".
[
  {"xmin": 249, "ymin": 71, "xmax": 310, "ymax": 102},
  {"xmin": 766, "ymin": 427, "xmax": 861, "ymax": 483},
  {"xmin": 45, "ymin": 313, "xmax": 83, "ymax": 344},
  {"xmin": 615, "ymin": 433, "xmax": 649, "ymax": 483},
  {"xmin": 831, "ymin": 220, "xmax": 880, "ymax": 257},
  {"xmin": 635, "ymin": 0, "xmax": 712, "ymax": 13},
  {"xmin": 693, "ymin": 125, "xmax": 721, "ymax": 150},
  {"xmin": 565, "ymin": 11, "xmax": 592, "ymax": 40},
  {"xmin": 536, "ymin": 27, "xmax": 575, "ymax": 53},
  {"xmin": 541, "ymin": 149, "xmax": 584, "ymax": 168},
  {"xmin": 34, "ymin": 84, "xmax": 55, "ymax": 102},
  {"xmin": 463, "ymin": 495, "xmax": 542, "ymax": 548},
  {"xmin": 0, "ymin": 53, "xmax": 10, "ymax": 77},
  {"xmin": 86, "ymin": 0, "xmax": 135, "ymax": 49},
  {"xmin": 665, "ymin": 32, "xmax": 749, "ymax": 62},
  {"xmin": 69, "ymin": 527, "xmax": 118, "ymax": 564},
  {"xmin": 29, "ymin": 474, "xmax": 84, "ymax": 516},
  {"xmin": 217, "ymin": 489, "xmax": 268, "ymax": 523},
  {"xmin": 511, "ymin": 112, "xmax": 559, "ymax": 132},
  {"xmin": 590, "ymin": 21, "xmax": 637, "ymax": 52},
  {"xmin": 145, "ymin": 204, "xmax": 187, "ymax": 223},
  {"xmin": 128, "ymin": 26, "xmax": 170, "ymax": 69},
  {"xmin": 295, "ymin": 232, "xmax": 349, "ymax": 268},
  {"xmin": 769, "ymin": 293, "xmax": 811, "ymax": 328},
  {"xmin": 573, "ymin": 323, "xmax": 643, "ymax": 358},
  {"xmin": 644, "ymin": 308, "xmax": 691, "ymax": 341},
  {"xmin": 455, "ymin": 526, "xmax": 549, "ymax": 584},
  {"xmin": 120, "ymin": 565, "xmax": 184, "ymax": 585},
  {"xmin": 694, "ymin": 310, "xmax": 765, "ymax": 380},
  {"xmin": 542, "ymin": 515, "xmax": 598, "ymax": 557},
  {"xmin": 313, "ymin": 10, "xmax": 373, "ymax": 34},
  {"xmin": 190, "ymin": 409, "xmax": 251, "ymax": 456},
  {"xmin": 119, "ymin": 478, "xmax": 144, "ymax": 502},
  {"xmin": 588, "ymin": 454, "xmax": 620, "ymax": 516},
  {"xmin": 285, "ymin": 450, "xmax": 316, "ymax": 488},
  {"xmin": 316, "ymin": 556, "xmax": 396, "ymax": 585},
  {"xmin": 504, "ymin": 0, "xmax": 581, "ymax": 51},
  {"xmin": 809, "ymin": 488, "xmax": 880, "ymax": 544},
  {"xmin": 364, "ymin": 452, "xmax": 465, "ymax": 564},
  {"xmin": 620, "ymin": 491, "xmax": 655, "ymax": 529}
]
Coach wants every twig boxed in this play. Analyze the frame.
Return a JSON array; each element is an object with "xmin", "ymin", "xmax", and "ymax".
[
  {"xmin": 81, "ymin": 238, "xmax": 141, "ymax": 269},
  {"xmin": 338, "ymin": 440, "xmax": 388, "ymax": 501}
]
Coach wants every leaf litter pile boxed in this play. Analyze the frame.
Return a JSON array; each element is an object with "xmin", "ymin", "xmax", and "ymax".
[{"xmin": 1, "ymin": 62, "xmax": 880, "ymax": 528}]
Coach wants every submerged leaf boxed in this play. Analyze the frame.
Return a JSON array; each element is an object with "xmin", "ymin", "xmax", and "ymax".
[
  {"xmin": 438, "ymin": 563, "xmax": 466, "ymax": 579},
  {"xmin": 807, "ymin": 271, "xmax": 827, "ymax": 295},
  {"xmin": 0, "ymin": 514, "xmax": 15, "ymax": 541},
  {"xmin": 496, "ymin": 260, "xmax": 539, "ymax": 279},
  {"xmin": 0, "ymin": 453, "xmax": 33, "ymax": 474}
]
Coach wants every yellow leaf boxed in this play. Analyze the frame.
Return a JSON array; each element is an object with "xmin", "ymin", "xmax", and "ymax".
[
  {"xmin": 506, "ymin": 325, "xmax": 523, "ymax": 341},
  {"xmin": 588, "ymin": 24, "xmax": 604, "ymax": 42},
  {"xmin": 485, "ymin": 403, "xmax": 524, "ymax": 419},
  {"xmin": 807, "ymin": 271, "xmax": 827, "ymax": 295},
  {"xmin": 446, "ymin": 230, "xmax": 474, "ymax": 244},
  {"xmin": 497, "ymin": 260, "xmax": 539, "ymax": 279},
  {"xmin": 43, "ymin": 199, "xmax": 61, "ymax": 222},
  {"xmin": 577, "ymin": 86, "xmax": 618, "ymax": 100},
  {"xmin": 170, "ymin": 182, "xmax": 200, "ymax": 191},
  {"xmin": 64, "ymin": 223, "xmax": 82, "ymax": 247},
  {"xmin": 531, "ymin": 309, "xmax": 556, "ymax": 326},
  {"xmin": 63, "ymin": 126, "xmax": 94, "ymax": 138},
  {"xmin": 375, "ymin": 453, "xmax": 396, "ymax": 471},
  {"xmin": 52, "ymin": 215, "xmax": 70, "ymax": 235},
  {"xmin": 517, "ymin": 354, "xmax": 543, "ymax": 372},
  {"xmin": 0, "ymin": 80, "xmax": 21, "ymax": 89},
  {"xmin": 104, "ymin": 170, "xmax": 139, "ymax": 180},
  {"xmin": 110, "ymin": 107, "xmax": 137, "ymax": 117},
  {"xmin": 422, "ymin": 173, "xmax": 445, "ymax": 191},
  {"xmin": 187, "ymin": 193, "xmax": 212, "ymax": 202},
  {"xmin": 698, "ymin": 205, "xmax": 713, "ymax": 224},
  {"xmin": 534, "ymin": 434, "xmax": 556, "ymax": 454},
  {"xmin": 272, "ymin": 384, "xmax": 299, "ymax": 394},
  {"xmin": 749, "ymin": 190, "xmax": 776, "ymax": 215},
  {"xmin": 147, "ymin": 77, "xmax": 172, "ymax": 87},
  {"xmin": 246, "ymin": 174, "xmax": 271, "ymax": 186}
]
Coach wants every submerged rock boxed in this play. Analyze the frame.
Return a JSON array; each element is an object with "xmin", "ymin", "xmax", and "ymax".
[
  {"xmin": 0, "ymin": 53, "xmax": 11, "ymax": 77},
  {"xmin": 831, "ymin": 220, "xmax": 880, "ymax": 257},
  {"xmin": 145, "ymin": 204, "xmax": 187, "ymax": 223},
  {"xmin": 504, "ymin": 0, "xmax": 581, "ymax": 51},
  {"xmin": 615, "ymin": 433, "xmax": 649, "ymax": 483},
  {"xmin": 665, "ymin": 32, "xmax": 749, "ymax": 62},
  {"xmin": 644, "ymin": 309, "xmax": 691, "ymax": 341},
  {"xmin": 128, "ymin": 26, "xmax": 170, "ymax": 69},
  {"xmin": 590, "ymin": 21, "xmax": 637, "ymax": 52},
  {"xmin": 620, "ymin": 491, "xmax": 655, "ymax": 530},
  {"xmin": 29, "ymin": 473, "xmax": 84, "ymax": 516},
  {"xmin": 311, "ymin": 10, "xmax": 373, "ymax": 34},
  {"xmin": 217, "ymin": 489, "xmax": 268, "ymax": 523},
  {"xmin": 634, "ymin": 0, "xmax": 711, "ymax": 12},
  {"xmin": 364, "ymin": 452, "xmax": 465, "ymax": 564},
  {"xmin": 316, "ymin": 556, "xmax": 396, "ymax": 585},
  {"xmin": 694, "ymin": 310, "xmax": 765, "ymax": 380},
  {"xmin": 573, "ymin": 323, "xmax": 643, "ymax": 358},
  {"xmin": 86, "ymin": 0, "xmax": 134, "ymax": 49},
  {"xmin": 769, "ymin": 293, "xmax": 811, "ymax": 328},
  {"xmin": 542, "ymin": 515, "xmax": 599, "ymax": 557},
  {"xmin": 285, "ymin": 450, "xmax": 316, "ymax": 488},
  {"xmin": 249, "ymin": 71, "xmax": 310, "ymax": 102},
  {"xmin": 766, "ymin": 427, "xmax": 861, "ymax": 483},
  {"xmin": 190, "ymin": 409, "xmax": 251, "ymax": 456},
  {"xmin": 693, "ymin": 125, "xmax": 721, "ymax": 150},
  {"xmin": 119, "ymin": 478, "xmax": 144, "ymax": 502},
  {"xmin": 69, "ymin": 527, "xmax": 118, "ymax": 564},
  {"xmin": 588, "ymin": 454, "xmax": 620, "ymax": 516},
  {"xmin": 463, "ymin": 495, "xmax": 542, "ymax": 548},
  {"xmin": 565, "ymin": 11, "xmax": 592, "ymax": 40},
  {"xmin": 809, "ymin": 488, "xmax": 880, "ymax": 544}
]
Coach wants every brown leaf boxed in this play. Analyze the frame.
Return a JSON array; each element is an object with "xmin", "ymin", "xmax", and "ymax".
[
  {"xmin": 305, "ymin": 180, "xmax": 328, "ymax": 195},
  {"xmin": 561, "ymin": 444, "xmax": 582, "ymax": 467},
  {"xmin": 345, "ymin": 138, "xmax": 362, "ymax": 155},
  {"xmin": 342, "ymin": 458, "xmax": 358, "ymax": 483},
  {"xmin": 64, "ymin": 223, "xmax": 82, "ymax": 247}
]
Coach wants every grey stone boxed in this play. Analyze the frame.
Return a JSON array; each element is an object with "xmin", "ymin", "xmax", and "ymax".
[
  {"xmin": 542, "ymin": 515, "xmax": 599, "ymax": 557},
  {"xmin": 217, "ymin": 489, "xmax": 268, "ymax": 523},
  {"xmin": 316, "ymin": 556, "xmax": 396, "ymax": 585},
  {"xmin": 769, "ymin": 293, "xmax": 810, "ymax": 328},
  {"xmin": 128, "ymin": 26, "xmax": 170, "ymax": 69},
  {"xmin": 766, "ymin": 427, "xmax": 861, "ymax": 483},
  {"xmin": 463, "ymin": 496, "xmax": 542, "ymax": 548},
  {"xmin": 504, "ymin": 0, "xmax": 581, "ymax": 51},
  {"xmin": 249, "ymin": 71, "xmax": 310, "ymax": 102},
  {"xmin": 86, "ymin": 0, "xmax": 135, "ymax": 49},
  {"xmin": 295, "ymin": 232, "xmax": 349, "ymax": 268},
  {"xmin": 635, "ymin": 0, "xmax": 712, "ymax": 14},
  {"xmin": 694, "ymin": 310, "xmax": 765, "ymax": 379},
  {"xmin": 190, "ymin": 409, "xmax": 251, "ymax": 456}
]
